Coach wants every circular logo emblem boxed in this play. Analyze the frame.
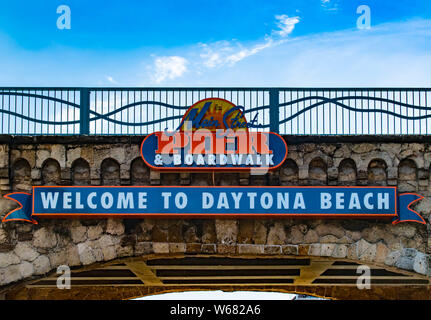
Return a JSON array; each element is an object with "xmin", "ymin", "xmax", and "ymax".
[{"xmin": 179, "ymin": 98, "xmax": 248, "ymax": 132}]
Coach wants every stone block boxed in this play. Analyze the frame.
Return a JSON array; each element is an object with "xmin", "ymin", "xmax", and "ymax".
[
  {"xmin": 217, "ymin": 244, "xmax": 236, "ymax": 254},
  {"xmin": 282, "ymin": 245, "xmax": 299, "ymax": 255},
  {"xmin": 152, "ymin": 242, "xmax": 169, "ymax": 254},
  {"xmin": 201, "ymin": 244, "xmax": 216, "ymax": 254},
  {"xmin": 264, "ymin": 245, "xmax": 281, "ymax": 255},
  {"xmin": 169, "ymin": 243, "xmax": 186, "ymax": 253},
  {"xmin": 238, "ymin": 244, "xmax": 264, "ymax": 255}
]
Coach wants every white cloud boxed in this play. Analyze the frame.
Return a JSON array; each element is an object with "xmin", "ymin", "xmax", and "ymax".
[
  {"xmin": 106, "ymin": 76, "xmax": 118, "ymax": 84},
  {"xmin": 321, "ymin": 0, "xmax": 339, "ymax": 11},
  {"xmin": 274, "ymin": 15, "xmax": 300, "ymax": 37},
  {"xmin": 152, "ymin": 56, "xmax": 188, "ymax": 83},
  {"xmin": 157, "ymin": 19, "xmax": 431, "ymax": 87},
  {"xmin": 198, "ymin": 14, "xmax": 299, "ymax": 70}
]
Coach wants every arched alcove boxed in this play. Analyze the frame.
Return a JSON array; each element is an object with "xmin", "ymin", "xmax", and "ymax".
[
  {"xmin": 161, "ymin": 172, "xmax": 180, "ymax": 186},
  {"xmin": 12, "ymin": 158, "xmax": 32, "ymax": 192},
  {"xmin": 215, "ymin": 173, "xmax": 239, "ymax": 186},
  {"xmin": 191, "ymin": 173, "xmax": 212, "ymax": 186},
  {"xmin": 41, "ymin": 158, "xmax": 61, "ymax": 185},
  {"xmin": 280, "ymin": 159, "xmax": 299, "ymax": 185},
  {"xmin": 130, "ymin": 158, "xmax": 149, "ymax": 185},
  {"xmin": 72, "ymin": 158, "xmax": 91, "ymax": 185},
  {"xmin": 398, "ymin": 159, "xmax": 418, "ymax": 192},
  {"xmin": 367, "ymin": 159, "xmax": 387, "ymax": 186},
  {"xmin": 101, "ymin": 158, "xmax": 121, "ymax": 185},
  {"xmin": 338, "ymin": 159, "xmax": 357, "ymax": 185},
  {"xmin": 308, "ymin": 157, "xmax": 327, "ymax": 185}
]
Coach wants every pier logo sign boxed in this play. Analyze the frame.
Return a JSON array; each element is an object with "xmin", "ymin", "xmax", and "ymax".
[{"xmin": 140, "ymin": 98, "xmax": 287, "ymax": 171}]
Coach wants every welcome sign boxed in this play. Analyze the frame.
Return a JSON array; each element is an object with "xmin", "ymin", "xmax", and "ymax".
[{"xmin": 3, "ymin": 186, "xmax": 425, "ymax": 224}]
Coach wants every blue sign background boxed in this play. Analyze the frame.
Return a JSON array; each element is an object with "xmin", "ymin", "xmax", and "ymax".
[{"xmin": 31, "ymin": 186, "xmax": 395, "ymax": 215}]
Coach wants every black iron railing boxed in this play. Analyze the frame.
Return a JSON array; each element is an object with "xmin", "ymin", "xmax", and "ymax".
[{"xmin": 0, "ymin": 87, "xmax": 430, "ymax": 135}]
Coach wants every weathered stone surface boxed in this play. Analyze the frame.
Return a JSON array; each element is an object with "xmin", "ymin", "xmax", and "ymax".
[
  {"xmin": 375, "ymin": 242, "xmax": 390, "ymax": 264},
  {"xmin": 215, "ymin": 219, "xmax": 237, "ymax": 245},
  {"xmin": 0, "ymin": 252, "xmax": 20, "ymax": 268},
  {"xmin": 308, "ymin": 244, "xmax": 321, "ymax": 256},
  {"xmin": 33, "ymin": 228, "xmax": 57, "ymax": 249},
  {"xmin": 77, "ymin": 242, "xmax": 103, "ymax": 265},
  {"xmin": 152, "ymin": 242, "xmax": 169, "ymax": 254},
  {"xmin": 217, "ymin": 244, "xmax": 236, "ymax": 254},
  {"xmin": 169, "ymin": 243, "xmax": 186, "ymax": 253},
  {"xmin": 47, "ymin": 250, "xmax": 68, "ymax": 268},
  {"xmin": 0, "ymin": 264, "xmax": 22, "ymax": 285},
  {"xmin": 385, "ymin": 250, "xmax": 401, "ymax": 267},
  {"xmin": 0, "ymin": 139, "xmax": 431, "ymax": 290},
  {"xmin": 238, "ymin": 244, "xmax": 264, "ymax": 255},
  {"xmin": 32, "ymin": 255, "xmax": 51, "ymax": 275},
  {"xmin": 332, "ymin": 245, "xmax": 348, "ymax": 258},
  {"xmin": 264, "ymin": 245, "xmax": 281, "ymax": 255},
  {"xmin": 238, "ymin": 220, "xmax": 254, "ymax": 244},
  {"xmin": 14, "ymin": 242, "xmax": 39, "ymax": 262},
  {"xmin": 352, "ymin": 143, "xmax": 375, "ymax": 154},
  {"xmin": 267, "ymin": 222, "xmax": 286, "ymax": 245},
  {"xmin": 87, "ymin": 225, "xmax": 103, "ymax": 240},
  {"xmin": 106, "ymin": 219, "xmax": 125, "ymax": 236},
  {"xmin": 201, "ymin": 244, "xmax": 216, "ymax": 254},
  {"xmin": 304, "ymin": 229, "xmax": 319, "ymax": 243},
  {"xmin": 287, "ymin": 225, "xmax": 304, "ymax": 244},
  {"xmin": 320, "ymin": 235, "xmax": 339, "ymax": 243},
  {"xmin": 413, "ymin": 252, "xmax": 431, "ymax": 276},
  {"xmin": 395, "ymin": 248, "xmax": 417, "ymax": 271},
  {"xmin": 70, "ymin": 226, "xmax": 87, "ymax": 243},
  {"xmin": 321, "ymin": 244, "xmax": 336, "ymax": 257},
  {"xmin": 391, "ymin": 224, "xmax": 417, "ymax": 239},
  {"xmin": 253, "ymin": 221, "xmax": 267, "ymax": 244},
  {"xmin": 19, "ymin": 261, "xmax": 34, "ymax": 278},
  {"xmin": 315, "ymin": 224, "xmax": 345, "ymax": 238}
]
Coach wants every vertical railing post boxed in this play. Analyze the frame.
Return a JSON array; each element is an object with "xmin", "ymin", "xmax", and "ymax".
[
  {"xmin": 79, "ymin": 88, "xmax": 90, "ymax": 135},
  {"xmin": 269, "ymin": 88, "xmax": 280, "ymax": 133}
]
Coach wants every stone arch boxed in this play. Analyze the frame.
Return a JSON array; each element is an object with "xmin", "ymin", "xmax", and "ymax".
[
  {"xmin": 11, "ymin": 158, "xmax": 32, "ymax": 192},
  {"xmin": 338, "ymin": 159, "xmax": 357, "ymax": 185},
  {"xmin": 250, "ymin": 173, "xmax": 268, "ymax": 186},
  {"xmin": 367, "ymin": 159, "xmax": 387, "ymax": 186},
  {"xmin": 280, "ymin": 159, "xmax": 299, "ymax": 185},
  {"xmin": 161, "ymin": 172, "xmax": 180, "ymax": 185},
  {"xmin": 71, "ymin": 158, "xmax": 91, "ymax": 185},
  {"xmin": 130, "ymin": 158, "xmax": 149, "ymax": 185},
  {"xmin": 308, "ymin": 157, "xmax": 327, "ymax": 185},
  {"xmin": 41, "ymin": 158, "xmax": 61, "ymax": 185},
  {"xmin": 191, "ymin": 173, "xmax": 212, "ymax": 186},
  {"xmin": 101, "ymin": 158, "xmax": 121, "ymax": 185},
  {"xmin": 398, "ymin": 159, "xmax": 418, "ymax": 192},
  {"xmin": 215, "ymin": 173, "xmax": 239, "ymax": 186}
]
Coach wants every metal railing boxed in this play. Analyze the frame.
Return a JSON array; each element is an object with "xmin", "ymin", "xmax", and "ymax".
[{"xmin": 0, "ymin": 87, "xmax": 430, "ymax": 135}]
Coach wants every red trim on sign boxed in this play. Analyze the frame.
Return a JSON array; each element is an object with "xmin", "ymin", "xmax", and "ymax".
[
  {"xmin": 31, "ymin": 185, "xmax": 397, "ymax": 219},
  {"xmin": 392, "ymin": 192, "xmax": 426, "ymax": 225},
  {"xmin": 140, "ymin": 131, "xmax": 288, "ymax": 172},
  {"xmin": 2, "ymin": 192, "xmax": 37, "ymax": 224}
]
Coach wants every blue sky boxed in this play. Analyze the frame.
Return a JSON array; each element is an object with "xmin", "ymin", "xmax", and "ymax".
[{"xmin": 0, "ymin": 0, "xmax": 430, "ymax": 86}]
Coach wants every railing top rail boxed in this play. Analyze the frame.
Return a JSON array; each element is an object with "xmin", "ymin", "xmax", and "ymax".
[{"xmin": 0, "ymin": 87, "xmax": 430, "ymax": 91}]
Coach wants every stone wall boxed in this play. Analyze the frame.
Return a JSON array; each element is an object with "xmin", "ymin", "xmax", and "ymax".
[{"xmin": 0, "ymin": 136, "xmax": 431, "ymax": 290}]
